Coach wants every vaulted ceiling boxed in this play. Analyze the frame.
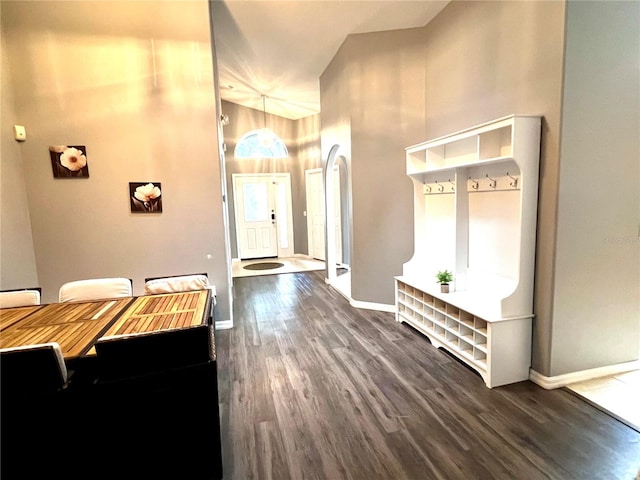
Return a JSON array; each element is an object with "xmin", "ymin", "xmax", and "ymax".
[{"xmin": 210, "ymin": 1, "xmax": 449, "ymax": 119}]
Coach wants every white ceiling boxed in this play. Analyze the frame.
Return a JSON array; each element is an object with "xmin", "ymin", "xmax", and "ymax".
[{"xmin": 210, "ymin": 1, "xmax": 449, "ymax": 120}]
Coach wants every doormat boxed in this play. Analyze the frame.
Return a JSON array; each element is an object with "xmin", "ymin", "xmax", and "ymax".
[{"xmin": 243, "ymin": 262, "xmax": 285, "ymax": 271}]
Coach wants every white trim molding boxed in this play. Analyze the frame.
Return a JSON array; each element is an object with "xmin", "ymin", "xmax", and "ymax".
[
  {"xmin": 349, "ymin": 299, "xmax": 395, "ymax": 313},
  {"xmin": 215, "ymin": 319, "xmax": 233, "ymax": 330},
  {"xmin": 325, "ymin": 277, "xmax": 395, "ymax": 313},
  {"xmin": 529, "ymin": 360, "xmax": 640, "ymax": 389}
]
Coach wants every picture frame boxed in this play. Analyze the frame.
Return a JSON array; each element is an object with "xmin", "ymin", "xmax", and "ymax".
[
  {"xmin": 49, "ymin": 145, "xmax": 89, "ymax": 178},
  {"xmin": 129, "ymin": 182, "xmax": 163, "ymax": 213}
]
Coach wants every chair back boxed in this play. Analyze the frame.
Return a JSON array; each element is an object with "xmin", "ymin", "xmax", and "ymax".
[
  {"xmin": 0, "ymin": 288, "xmax": 41, "ymax": 308},
  {"xmin": 1, "ymin": 342, "xmax": 71, "ymax": 479},
  {"xmin": 144, "ymin": 273, "xmax": 209, "ymax": 295},
  {"xmin": 95, "ymin": 325, "xmax": 214, "ymax": 381},
  {"xmin": 0, "ymin": 342, "xmax": 68, "ymax": 395},
  {"xmin": 59, "ymin": 277, "xmax": 132, "ymax": 302}
]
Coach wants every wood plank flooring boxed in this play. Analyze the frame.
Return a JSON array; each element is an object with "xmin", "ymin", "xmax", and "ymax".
[{"xmin": 215, "ymin": 272, "xmax": 640, "ymax": 480}]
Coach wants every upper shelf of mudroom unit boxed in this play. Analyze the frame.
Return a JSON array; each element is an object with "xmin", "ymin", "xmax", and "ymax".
[
  {"xmin": 406, "ymin": 115, "xmax": 522, "ymax": 177},
  {"xmin": 407, "ymin": 156, "xmax": 516, "ymax": 182}
]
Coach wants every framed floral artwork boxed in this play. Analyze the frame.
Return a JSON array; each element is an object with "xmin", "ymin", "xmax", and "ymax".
[
  {"xmin": 129, "ymin": 182, "xmax": 163, "ymax": 213},
  {"xmin": 50, "ymin": 145, "xmax": 89, "ymax": 178}
]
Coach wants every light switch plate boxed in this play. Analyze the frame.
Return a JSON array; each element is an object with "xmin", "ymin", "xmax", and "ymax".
[{"xmin": 13, "ymin": 125, "xmax": 26, "ymax": 141}]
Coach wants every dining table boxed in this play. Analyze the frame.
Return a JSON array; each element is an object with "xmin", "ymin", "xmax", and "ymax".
[
  {"xmin": 0, "ymin": 289, "xmax": 211, "ymax": 360},
  {"xmin": 0, "ymin": 297, "xmax": 134, "ymax": 359},
  {"xmin": 102, "ymin": 289, "xmax": 210, "ymax": 336},
  {"xmin": 0, "ymin": 287, "xmax": 221, "ymax": 480}
]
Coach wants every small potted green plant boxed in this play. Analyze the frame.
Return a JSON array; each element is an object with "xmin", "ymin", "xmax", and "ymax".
[{"xmin": 436, "ymin": 270, "xmax": 454, "ymax": 293}]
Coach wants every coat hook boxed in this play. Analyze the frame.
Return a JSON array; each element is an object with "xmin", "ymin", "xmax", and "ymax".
[
  {"xmin": 425, "ymin": 184, "xmax": 432, "ymax": 194},
  {"xmin": 448, "ymin": 179, "xmax": 455, "ymax": 192},
  {"xmin": 506, "ymin": 172, "xmax": 518, "ymax": 188},
  {"xmin": 435, "ymin": 180, "xmax": 444, "ymax": 192},
  {"xmin": 486, "ymin": 173, "xmax": 496, "ymax": 189},
  {"xmin": 469, "ymin": 177, "xmax": 479, "ymax": 190}
]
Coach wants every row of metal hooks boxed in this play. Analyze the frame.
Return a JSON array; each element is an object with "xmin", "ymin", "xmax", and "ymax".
[
  {"xmin": 424, "ymin": 179, "xmax": 456, "ymax": 194},
  {"xmin": 469, "ymin": 172, "xmax": 518, "ymax": 190},
  {"xmin": 423, "ymin": 172, "xmax": 520, "ymax": 195}
]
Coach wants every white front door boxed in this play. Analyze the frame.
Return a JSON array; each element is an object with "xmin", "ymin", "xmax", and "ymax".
[{"xmin": 233, "ymin": 173, "xmax": 294, "ymax": 260}]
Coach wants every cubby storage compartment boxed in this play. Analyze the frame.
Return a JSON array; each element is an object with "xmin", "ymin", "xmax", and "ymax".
[
  {"xmin": 474, "ymin": 317, "xmax": 487, "ymax": 334},
  {"xmin": 395, "ymin": 277, "xmax": 532, "ymax": 388},
  {"xmin": 478, "ymin": 125, "xmax": 512, "ymax": 160},
  {"xmin": 459, "ymin": 324, "xmax": 474, "ymax": 344},
  {"xmin": 397, "ymin": 115, "xmax": 540, "ymax": 388},
  {"xmin": 406, "ymin": 117, "xmax": 518, "ymax": 181}
]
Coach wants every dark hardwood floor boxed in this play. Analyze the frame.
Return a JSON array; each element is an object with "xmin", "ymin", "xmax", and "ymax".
[{"xmin": 216, "ymin": 272, "xmax": 640, "ymax": 480}]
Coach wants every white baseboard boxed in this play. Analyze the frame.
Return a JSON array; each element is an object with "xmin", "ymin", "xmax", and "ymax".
[
  {"xmin": 292, "ymin": 253, "xmax": 316, "ymax": 259},
  {"xmin": 215, "ymin": 319, "xmax": 233, "ymax": 330},
  {"xmin": 349, "ymin": 299, "xmax": 395, "ymax": 313},
  {"xmin": 325, "ymin": 276, "xmax": 395, "ymax": 313},
  {"xmin": 529, "ymin": 360, "xmax": 640, "ymax": 389}
]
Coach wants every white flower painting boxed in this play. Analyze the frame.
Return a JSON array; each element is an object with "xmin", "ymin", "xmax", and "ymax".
[
  {"xmin": 129, "ymin": 182, "xmax": 163, "ymax": 213},
  {"xmin": 50, "ymin": 145, "xmax": 89, "ymax": 178}
]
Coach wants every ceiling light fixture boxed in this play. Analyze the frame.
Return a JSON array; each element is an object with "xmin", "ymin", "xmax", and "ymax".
[{"xmin": 234, "ymin": 95, "xmax": 288, "ymax": 159}]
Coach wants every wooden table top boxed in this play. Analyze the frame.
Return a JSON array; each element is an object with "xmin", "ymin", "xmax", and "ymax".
[
  {"xmin": 102, "ymin": 289, "xmax": 210, "ymax": 338},
  {"xmin": 0, "ymin": 298, "xmax": 134, "ymax": 359},
  {"xmin": 0, "ymin": 305, "xmax": 42, "ymax": 331},
  {"xmin": 0, "ymin": 290, "xmax": 210, "ymax": 360}
]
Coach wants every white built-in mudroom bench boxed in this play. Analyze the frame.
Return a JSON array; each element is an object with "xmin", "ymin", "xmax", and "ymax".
[{"xmin": 395, "ymin": 114, "xmax": 542, "ymax": 388}]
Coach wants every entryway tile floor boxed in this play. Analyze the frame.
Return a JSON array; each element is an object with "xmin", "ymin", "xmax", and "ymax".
[
  {"xmin": 565, "ymin": 369, "xmax": 640, "ymax": 432},
  {"xmin": 232, "ymin": 256, "xmax": 325, "ymax": 278}
]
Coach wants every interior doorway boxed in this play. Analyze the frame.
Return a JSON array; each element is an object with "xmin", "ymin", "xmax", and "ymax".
[
  {"xmin": 305, "ymin": 167, "xmax": 342, "ymax": 263},
  {"xmin": 232, "ymin": 173, "xmax": 294, "ymax": 260},
  {"xmin": 323, "ymin": 145, "xmax": 352, "ymax": 298}
]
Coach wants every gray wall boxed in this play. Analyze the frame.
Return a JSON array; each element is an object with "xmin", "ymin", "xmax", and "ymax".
[
  {"xmin": 551, "ymin": 0, "xmax": 640, "ymax": 375},
  {"xmin": 293, "ymin": 113, "xmax": 323, "ymax": 255},
  {"xmin": 0, "ymin": 4, "xmax": 39, "ymax": 290},
  {"xmin": 1, "ymin": 0, "xmax": 232, "ymax": 322},
  {"xmin": 343, "ymin": 28, "xmax": 426, "ymax": 303},
  {"xmin": 219, "ymin": 100, "xmax": 322, "ymax": 259}
]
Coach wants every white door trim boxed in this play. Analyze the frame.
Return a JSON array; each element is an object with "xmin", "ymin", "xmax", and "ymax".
[{"xmin": 323, "ymin": 145, "xmax": 350, "ymax": 282}]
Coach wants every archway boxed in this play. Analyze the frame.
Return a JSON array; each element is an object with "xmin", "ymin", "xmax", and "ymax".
[{"xmin": 323, "ymin": 144, "xmax": 352, "ymax": 298}]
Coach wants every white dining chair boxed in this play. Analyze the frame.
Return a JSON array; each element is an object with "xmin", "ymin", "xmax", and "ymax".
[
  {"xmin": 58, "ymin": 277, "xmax": 133, "ymax": 303},
  {"xmin": 143, "ymin": 273, "xmax": 209, "ymax": 294},
  {"xmin": 143, "ymin": 273, "xmax": 216, "ymax": 323},
  {"xmin": 0, "ymin": 288, "xmax": 41, "ymax": 308}
]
